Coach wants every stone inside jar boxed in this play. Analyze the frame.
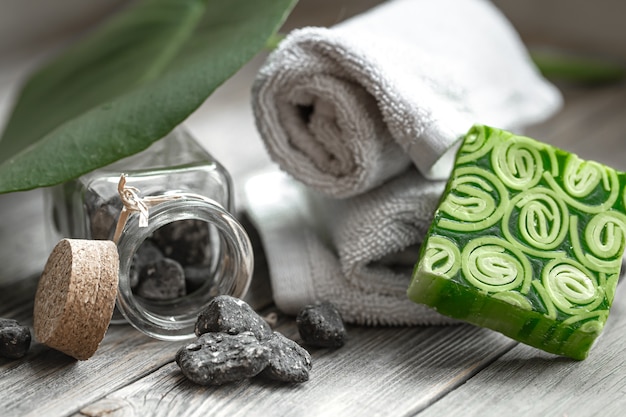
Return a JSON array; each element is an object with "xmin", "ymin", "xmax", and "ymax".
[
  {"xmin": 87, "ymin": 196, "xmax": 220, "ymax": 301},
  {"xmin": 87, "ymin": 194, "xmax": 123, "ymax": 241},
  {"xmin": 129, "ymin": 219, "xmax": 217, "ymax": 301}
]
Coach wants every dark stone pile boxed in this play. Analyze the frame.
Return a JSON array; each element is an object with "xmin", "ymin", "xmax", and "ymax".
[{"xmin": 176, "ymin": 295, "xmax": 312, "ymax": 385}]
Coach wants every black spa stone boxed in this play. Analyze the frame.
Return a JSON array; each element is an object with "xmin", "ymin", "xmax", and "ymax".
[
  {"xmin": 183, "ymin": 265, "xmax": 211, "ymax": 293},
  {"xmin": 260, "ymin": 332, "xmax": 312, "ymax": 383},
  {"xmin": 194, "ymin": 295, "xmax": 272, "ymax": 341},
  {"xmin": 0, "ymin": 318, "xmax": 31, "ymax": 359},
  {"xmin": 176, "ymin": 331, "xmax": 270, "ymax": 386},
  {"xmin": 85, "ymin": 194, "xmax": 122, "ymax": 241},
  {"xmin": 135, "ymin": 257, "xmax": 186, "ymax": 300},
  {"xmin": 151, "ymin": 219, "xmax": 211, "ymax": 266},
  {"xmin": 129, "ymin": 239, "xmax": 164, "ymax": 288},
  {"xmin": 296, "ymin": 301, "xmax": 347, "ymax": 348}
]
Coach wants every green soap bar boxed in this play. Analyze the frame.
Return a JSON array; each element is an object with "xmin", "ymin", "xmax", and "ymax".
[{"xmin": 408, "ymin": 125, "xmax": 626, "ymax": 360}]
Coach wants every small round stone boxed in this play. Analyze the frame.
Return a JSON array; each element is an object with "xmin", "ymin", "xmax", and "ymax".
[
  {"xmin": 176, "ymin": 331, "xmax": 270, "ymax": 385},
  {"xmin": 0, "ymin": 318, "xmax": 31, "ymax": 359},
  {"xmin": 135, "ymin": 257, "xmax": 186, "ymax": 300},
  {"xmin": 296, "ymin": 301, "xmax": 347, "ymax": 348},
  {"xmin": 129, "ymin": 240, "xmax": 164, "ymax": 288},
  {"xmin": 195, "ymin": 295, "xmax": 272, "ymax": 341},
  {"xmin": 260, "ymin": 332, "xmax": 312, "ymax": 383},
  {"xmin": 183, "ymin": 265, "xmax": 211, "ymax": 293},
  {"xmin": 151, "ymin": 219, "xmax": 212, "ymax": 266}
]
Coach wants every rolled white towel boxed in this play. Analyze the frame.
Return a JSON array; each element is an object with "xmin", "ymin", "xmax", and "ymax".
[{"xmin": 252, "ymin": 0, "xmax": 562, "ymax": 198}]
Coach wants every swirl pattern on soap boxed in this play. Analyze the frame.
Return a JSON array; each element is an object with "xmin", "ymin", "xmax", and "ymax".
[
  {"xmin": 438, "ymin": 167, "xmax": 509, "ymax": 232},
  {"xmin": 542, "ymin": 258, "xmax": 604, "ymax": 314},
  {"xmin": 585, "ymin": 212, "xmax": 626, "ymax": 260},
  {"xmin": 491, "ymin": 136, "xmax": 545, "ymax": 190},
  {"xmin": 544, "ymin": 154, "xmax": 620, "ymax": 213},
  {"xmin": 461, "ymin": 237, "xmax": 532, "ymax": 293},
  {"xmin": 502, "ymin": 187, "xmax": 569, "ymax": 254},
  {"xmin": 421, "ymin": 125, "xmax": 625, "ymax": 327},
  {"xmin": 420, "ymin": 236, "xmax": 461, "ymax": 277}
]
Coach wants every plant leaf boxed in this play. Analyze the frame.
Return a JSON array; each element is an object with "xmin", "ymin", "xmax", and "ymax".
[
  {"xmin": 0, "ymin": 0, "xmax": 297, "ymax": 193},
  {"xmin": 531, "ymin": 48, "xmax": 626, "ymax": 85}
]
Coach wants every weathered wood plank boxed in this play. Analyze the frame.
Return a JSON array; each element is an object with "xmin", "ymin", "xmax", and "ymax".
[
  {"xmin": 68, "ymin": 319, "xmax": 517, "ymax": 417},
  {"xmin": 417, "ymin": 282, "xmax": 626, "ymax": 417},
  {"xmin": 1, "ymin": 273, "xmax": 517, "ymax": 417},
  {"xmin": 1, "ymin": 303, "xmax": 180, "ymax": 417},
  {"xmin": 0, "ymin": 271, "xmax": 37, "ymax": 313},
  {"xmin": 1, "ymin": 329, "xmax": 177, "ymax": 416}
]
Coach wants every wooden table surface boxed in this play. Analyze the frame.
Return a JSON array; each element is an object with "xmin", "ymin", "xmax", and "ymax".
[{"xmin": 2, "ymin": 2, "xmax": 626, "ymax": 417}]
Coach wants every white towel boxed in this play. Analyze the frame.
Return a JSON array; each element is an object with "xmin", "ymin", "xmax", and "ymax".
[{"xmin": 252, "ymin": 0, "xmax": 562, "ymax": 198}]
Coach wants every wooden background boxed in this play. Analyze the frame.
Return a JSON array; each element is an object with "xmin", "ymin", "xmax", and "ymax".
[{"xmin": 2, "ymin": 1, "xmax": 626, "ymax": 416}]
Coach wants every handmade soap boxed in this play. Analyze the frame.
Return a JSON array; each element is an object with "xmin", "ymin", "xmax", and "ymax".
[{"xmin": 408, "ymin": 125, "xmax": 626, "ymax": 360}]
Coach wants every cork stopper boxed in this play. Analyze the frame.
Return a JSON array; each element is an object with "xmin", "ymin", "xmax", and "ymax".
[{"xmin": 34, "ymin": 239, "xmax": 119, "ymax": 360}]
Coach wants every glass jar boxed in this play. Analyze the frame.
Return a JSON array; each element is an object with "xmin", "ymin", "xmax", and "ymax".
[{"xmin": 47, "ymin": 127, "xmax": 253, "ymax": 341}]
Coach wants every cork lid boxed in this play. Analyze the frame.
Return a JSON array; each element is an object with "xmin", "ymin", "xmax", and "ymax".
[{"xmin": 34, "ymin": 239, "xmax": 119, "ymax": 360}]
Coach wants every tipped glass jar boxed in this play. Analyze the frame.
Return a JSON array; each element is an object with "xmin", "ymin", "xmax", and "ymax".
[{"xmin": 47, "ymin": 128, "xmax": 253, "ymax": 340}]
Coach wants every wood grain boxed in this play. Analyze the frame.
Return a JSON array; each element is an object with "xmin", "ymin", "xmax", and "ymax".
[
  {"xmin": 418, "ymin": 283, "xmax": 626, "ymax": 417},
  {"xmin": 0, "ymin": 318, "xmax": 180, "ymax": 417},
  {"xmin": 2, "ymin": 272, "xmax": 516, "ymax": 417},
  {"xmin": 69, "ymin": 320, "xmax": 516, "ymax": 417}
]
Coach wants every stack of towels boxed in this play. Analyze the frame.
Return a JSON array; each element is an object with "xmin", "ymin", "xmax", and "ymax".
[{"xmin": 245, "ymin": 0, "xmax": 562, "ymax": 325}]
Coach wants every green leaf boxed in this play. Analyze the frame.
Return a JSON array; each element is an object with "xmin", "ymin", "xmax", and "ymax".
[
  {"xmin": 531, "ymin": 49, "xmax": 626, "ymax": 85},
  {"xmin": 0, "ymin": 0, "xmax": 297, "ymax": 193}
]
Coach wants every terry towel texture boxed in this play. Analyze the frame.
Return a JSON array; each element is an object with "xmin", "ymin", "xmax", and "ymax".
[
  {"xmin": 246, "ymin": 0, "xmax": 563, "ymax": 325},
  {"xmin": 252, "ymin": 0, "xmax": 562, "ymax": 198},
  {"xmin": 245, "ymin": 169, "xmax": 456, "ymax": 325}
]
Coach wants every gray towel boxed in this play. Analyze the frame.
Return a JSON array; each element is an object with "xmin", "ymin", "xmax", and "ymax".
[{"xmin": 245, "ymin": 168, "xmax": 458, "ymax": 325}]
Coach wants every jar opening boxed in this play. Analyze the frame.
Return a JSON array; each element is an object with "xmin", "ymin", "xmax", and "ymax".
[{"xmin": 115, "ymin": 197, "xmax": 253, "ymax": 340}]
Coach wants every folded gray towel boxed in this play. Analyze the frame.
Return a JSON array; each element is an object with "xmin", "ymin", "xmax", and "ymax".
[{"xmin": 245, "ymin": 168, "xmax": 458, "ymax": 325}]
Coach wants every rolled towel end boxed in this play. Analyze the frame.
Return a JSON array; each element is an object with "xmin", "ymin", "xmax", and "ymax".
[{"xmin": 252, "ymin": 32, "xmax": 412, "ymax": 198}]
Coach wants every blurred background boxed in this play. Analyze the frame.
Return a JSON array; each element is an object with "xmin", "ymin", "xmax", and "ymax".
[{"xmin": 2, "ymin": 0, "xmax": 625, "ymax": 60}]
